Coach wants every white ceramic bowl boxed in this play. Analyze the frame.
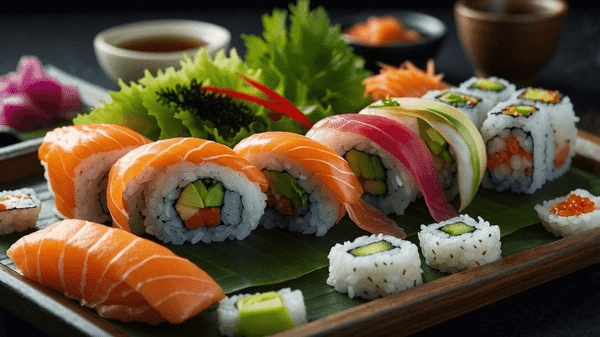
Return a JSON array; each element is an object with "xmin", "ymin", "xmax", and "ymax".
[{"xmin": 94, "ymin": 19, "xmax": 231, "ymax": 83}]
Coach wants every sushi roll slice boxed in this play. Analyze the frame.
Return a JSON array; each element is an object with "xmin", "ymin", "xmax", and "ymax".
[
  {"xmin": 422, "ymin": 88, "xmax": 494, "ymax": 129},
  {"xmin": 418, "ymin": 214, "xmax": 501, "ymax": 274},
  {"xmin": 511, "ymin": 87, "xmax": 579, "ymax": 181},
  {"xmin": 458, "ymin": 76, "xmax": 517, "ymax": 107},
  {"xmin": 217, "ymin": 288, "xmax": 307, "ymax": 337},
  {"xmin": 38, "ymin": 123, "xmax": 152, "ymax": 223},
  {"xmin": 107, "ymin": 137, "xmax": 269, "ymax": 244},
  {"xmin": 327, "ymin": 233, "xmax": 423, "ymax": 300},
  {"xmin": 480, "ymin": 98, "xmax": 554, "ymax": 194},
  {"xmin": 0, "ymin": 188, "xmax": 41, "ymax": 235},
  {"xmin": 534, "ymin": 189, "xmax": 600, "ymax": 237},
  {"xmin": 233, "ymin": 131, "xmax": 405, "ymax": 238}
]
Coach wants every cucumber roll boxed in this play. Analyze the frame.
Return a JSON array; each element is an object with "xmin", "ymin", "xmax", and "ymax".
[
  {"xmin": 217, "ymin": 288, "xmax": 307, "ymax": 337},
  {"xmin": 418, "ymin": 214, "xmax": 501, "ymax": 273},
  {"xmin": 327, "ymin": 233, "xmax": 423, "ymax": 299},
  {"xmin": 422, "ymin": 88, "xmax": 494, "ymax": 129},
  {"xmin": 480, "ymin": 98, "xmax": 554, "ymax": 194},
  {"xmin": 534, "ymin": 189, "xmax": 600, "ymax": 237},
  {"xmin": 458, "ymin": 76, "xmax": 517, "ymax": 108},
  {"xmin": 0, "ymin": 188, "xmax": 41, "ymax": 235},
  {"xmin": 511, "ymin": 87, "xmax": 579, "ymax": 181}
]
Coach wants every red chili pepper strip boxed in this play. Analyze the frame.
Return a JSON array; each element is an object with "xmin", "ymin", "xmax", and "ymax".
[{"xmin": 202, "ymin": 74, "xmax": 314, "ymax": 130}]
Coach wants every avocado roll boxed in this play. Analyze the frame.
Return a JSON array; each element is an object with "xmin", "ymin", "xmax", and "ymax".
[
  {"xmin": 534, "ymin": 189, "xmax": 600, "ymax": 237},
  {"xmin": 327, "ymin": 233, "xmax": 423, "ymax": 300},
  {"xmin": 458, "ymin": 76, "xmax": 516, "ymax": 107},
  {"xmin": 422, "ymin": 88, "xmax": 494, "ymax": 129},
  {"xmin": 480, "ymin": 98, "xmax": 553, "ymax": 194},
  {"xmin": 418, "ymin": 214, "xmax": 501, "ymax": 273},
  {"xmin": 217, "ymin": 288, "xmax": 307, "ymax": 337},
  {"xmin": 511, "ymin": 87, "xmax": 578, "ymax": 182}
]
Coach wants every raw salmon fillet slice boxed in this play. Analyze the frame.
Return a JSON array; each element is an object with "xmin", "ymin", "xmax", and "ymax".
[{"xmin": 7, "ymin": 219, "xmax": 225, "ymax": 325}]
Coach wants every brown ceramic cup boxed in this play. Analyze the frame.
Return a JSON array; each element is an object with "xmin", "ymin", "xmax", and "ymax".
[{"xmin": 454, "ymin": 0, "xmax": 568, "ymax": 86}]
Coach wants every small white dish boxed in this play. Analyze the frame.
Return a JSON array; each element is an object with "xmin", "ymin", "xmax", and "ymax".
[{"xmin": 93, "ymin": 19, "xmax": 231, "ymax": 83}]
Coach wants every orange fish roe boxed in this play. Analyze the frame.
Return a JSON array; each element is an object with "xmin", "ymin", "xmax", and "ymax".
[
  {"xmin": 550, "ymin": 193, "xmax": 596, "ymax": 217},
  {"xmin": 487, "ymin": 135, "xmax": 533, "ymax": 174}
]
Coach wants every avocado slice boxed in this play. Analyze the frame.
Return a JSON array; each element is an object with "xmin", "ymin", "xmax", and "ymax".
[
  {"xmin": 440, "ymin": 222, "xmax": 475, "ymax": 236},
  {"xmin": 177, "ymin": 183, "xmax": 205, "ymax": 208},
  {"xmin": 236, "ymin": 292, "xmax": 295, "ymax": 337},
  {"xmin": 204, "ymin": 182, "xmax": 224, "ymax": 207},
  {"xmin": 345, "ymin": 149, "xmax": 376, "ymax": 179},
  {"xmin": 265, "ymin": 170, "xmax": 308, "ymax": 208},
  {"xmin": 363, "ymin": 180, "xmax": 388, "ymax": 196},
  {"xmin": 345, "ymin": 149, "xmax": 363, "ymax": 177},
  {"xmin": 471, "ymin": 78, "xmax": 504, "ymax": 92},
  {"xmin": 348, "ymin": 240, "xmax": 394, "ymax": 257},
  {"xmin": 371, "ymin": 154, "xmax": 387, "ymax": 181}
]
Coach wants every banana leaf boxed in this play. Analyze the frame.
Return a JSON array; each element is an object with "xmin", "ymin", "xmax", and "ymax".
[{"xmin": 0, "ymin": 168, "xmax": 598, "ymax": 336}]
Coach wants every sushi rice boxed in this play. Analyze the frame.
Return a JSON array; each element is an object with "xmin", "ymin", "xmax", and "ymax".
[
  {"xmin": 0, "ymin": 188, "xmax": 41, "ymax": 235},
  {"xmin": 305, "ymin": 128, "xmax": 420, "ymax": 216},
  {"xmin": 418, "ymin": 214, "xmax": 501, "ymax": 274},
  {"xmin": 123, "ymin": 161, "xmax": 267, "ymax": 244},
  {"xmin": 327, "ymin": 233, "xmax": 423, "ymax": 300},
  {"xmin": 480, "ymin": 98, "xmax": 553, "ymax": 194},
  {"xmin": 534, "ymin": 189, "xmax": 600, "ymax": 237}
]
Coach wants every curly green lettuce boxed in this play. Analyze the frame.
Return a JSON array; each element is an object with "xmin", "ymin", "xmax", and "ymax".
[
  {"xmin": 242, "ymin": 0, "xmax": 373, "ymax": 130},
  {"xmin": 74, "ymin": 49, "xmax": 269, "ymax": 146}
]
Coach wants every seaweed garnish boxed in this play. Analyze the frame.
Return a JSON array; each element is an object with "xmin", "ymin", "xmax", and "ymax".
[{"xmin": 155, "ymin": 78, "xmax": 255, "ymax": 139}]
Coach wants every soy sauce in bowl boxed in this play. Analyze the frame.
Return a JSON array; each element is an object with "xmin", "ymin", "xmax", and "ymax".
[{"xmin": 118, "ymin": 35, "xmax": 206, "ymax": 53}]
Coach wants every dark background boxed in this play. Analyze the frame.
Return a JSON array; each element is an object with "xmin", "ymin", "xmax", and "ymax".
[{"xmin": 1, "ymin": 1, "xmax": 600, "ymax": 336}]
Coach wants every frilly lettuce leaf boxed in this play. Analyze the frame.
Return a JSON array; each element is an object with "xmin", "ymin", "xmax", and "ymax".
[
  {"xmin": 242, "ymin": 0, "xmax": 373, "ymax": 125},
  {"xmin": 74, "ymin": 49, "xmax": 270, "ymax": 147}
]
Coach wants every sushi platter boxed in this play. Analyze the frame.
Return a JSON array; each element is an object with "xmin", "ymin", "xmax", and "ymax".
[{"xmin": 2, "ymin": 1, "xmax": 600, "ymax": 336}]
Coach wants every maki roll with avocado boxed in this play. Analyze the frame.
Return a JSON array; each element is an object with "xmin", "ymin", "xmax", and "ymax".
[
  {"xmin": 217, "ymin": 288, "xmax": 307, "ymax": 337},
  {"xmin": 480, "ymin": 98, "xmax": 554, "ymax": 194},
  {"xmin": 459, "ymin": 76, "xmax": 516, "ymax": 108},
  {"xmin": 534, "ymin": 189, "xmax": 600, "ymax": 237},
  {"xmin": 107, "ymin": 137, "xmax": 269, "ymax": 244},
  {"xmin": 422, "ymin": 88, "xmax": 494, "ymax": 129},
  {"xmin": 327, "ymin": 233, "xmax": 423, "ymax": 300},
  {"xmin": 418, "ymin": 214, "xmax": 501, "ymax": 273},
  {"xmin": 512, "ymin": 87, "xmax": 578, "ymax": 181}
]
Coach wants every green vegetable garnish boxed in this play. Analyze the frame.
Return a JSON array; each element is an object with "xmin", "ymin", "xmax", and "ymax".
[
  {"xmin": 237, "ymin": 292, "xmax": 295, "ymax": 337},
  {"xmin": 242, "ymin": 0, "xmax": 373, "ymax": 131},
  {"xmin": 349, "ymin": 240, "xmax": 395, "ymax": 256},
  {"xmin": 264, "ymin": 170, "xmax": 308, "ymax": 208},
  {"xmin": 440, "ymin": 222, "xmax": 475, "ymax": 236},
  {"xmin": 520, "ymin": 87, "xmax": 561, "ymax": 103},
  {"xmin": 502, "ymin": 104, "xmax": 537, "ymax": 117}
]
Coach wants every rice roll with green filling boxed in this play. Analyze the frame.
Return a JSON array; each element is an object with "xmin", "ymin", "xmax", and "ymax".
[
  {"xmin": 511, "ymin": 87, "xmax": 578, "ymax": 181},
  {"xmin": 217, "ymin": 288, "xmax": 307, "ymax": 337},
  {"xmin": 458, "ymin": 76, "xmax": 516, "ymax": 107},
  {"xmin": 480, "ymin": 98, "xmax": 553, "ymax": 194},
  {"xmin": 422, "ymin": 88, "xmax": 494, "ymax": 129},
  {"xmin": 327, "ymin": 233, "xmax": 423, "ymax": 300},
  {"xmin": 534, "ymin": 189, "xmax": 600, "ymax": 237},
  {"xmin": 0, "ymin": 188, "xmax": 41, "ymax": 235},
  {"xmin": 418, "ymin": 214, "xmax": 501, "ymax": 273}
]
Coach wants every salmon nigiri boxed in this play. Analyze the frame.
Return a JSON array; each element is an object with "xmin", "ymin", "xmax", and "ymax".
[
  {"xmin": 233, "ymin": 131, "xmax": 405, "ymax": 238},
  {"xmin": 7, "ymin": 219, "xmax": 225, "ymax": 325},
  {"xmin": 38, "ymin": 123, "xmax": 152, "ymax": 223},
  {"xmin": 107, "ymin": 137, "xmax": 269, "ymax": 244}
]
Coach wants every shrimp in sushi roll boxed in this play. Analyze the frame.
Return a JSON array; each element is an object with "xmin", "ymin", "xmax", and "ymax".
[{"xmin": 534, "ymin": 189, "xmax": 600, "ymax": 237}]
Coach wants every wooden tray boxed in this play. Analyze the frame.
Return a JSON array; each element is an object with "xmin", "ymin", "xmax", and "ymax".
[{"xmin": 0, "ymin": 122, "xmax": 599, "ymax": 336}]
